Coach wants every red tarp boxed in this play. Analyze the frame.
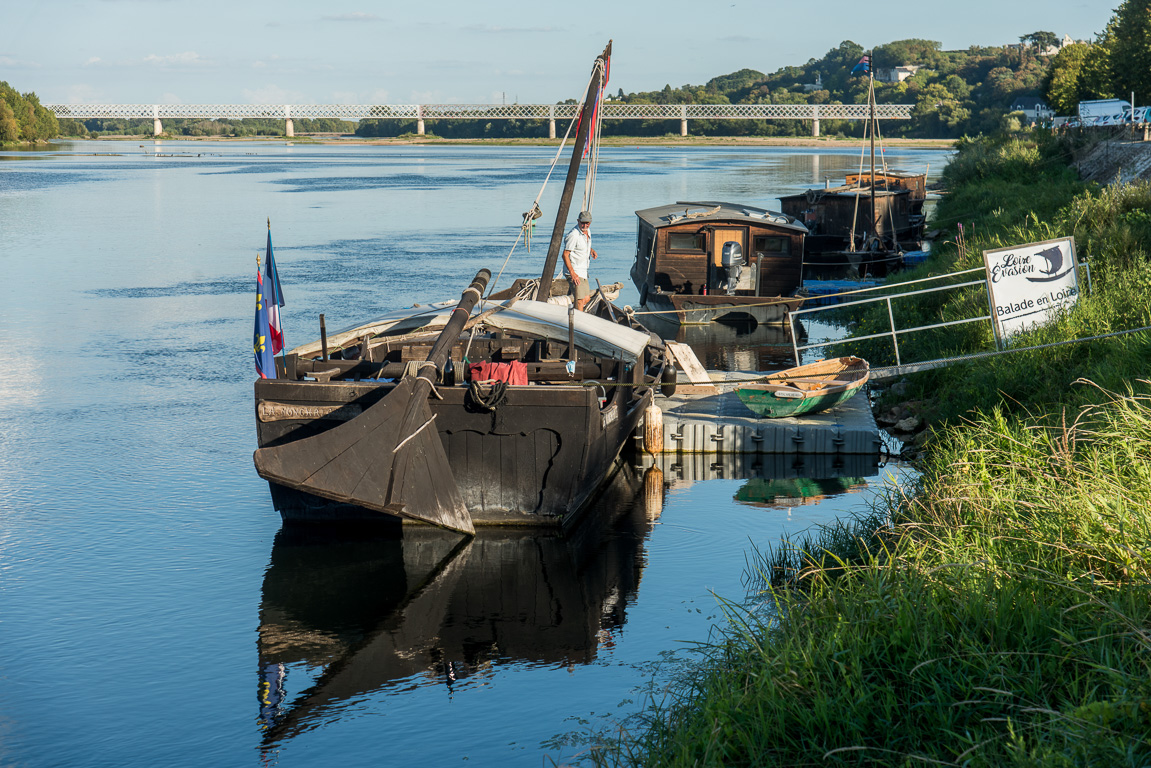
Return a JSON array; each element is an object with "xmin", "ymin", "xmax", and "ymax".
[{"xmin": 467, "ymin": 361, "xmax": 528, "ymax": 385}]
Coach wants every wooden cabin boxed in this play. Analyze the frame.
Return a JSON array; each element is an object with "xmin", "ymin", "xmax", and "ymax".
[
  {"xmin": 777, "ymin": 185, "xmax": 913, "ymax": 254},
  {"xmin": 630, "ymin": 201, "xmax": 808, "ymax": 325},
  {"xmin": 844, "ymin": 169, "xmax": 927, "ymax": 213}
]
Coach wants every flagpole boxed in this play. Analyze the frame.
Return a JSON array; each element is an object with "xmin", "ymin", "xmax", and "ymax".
[{"xmin": 267, "ymin": 217, "xmax": 288, "ymax": 373}]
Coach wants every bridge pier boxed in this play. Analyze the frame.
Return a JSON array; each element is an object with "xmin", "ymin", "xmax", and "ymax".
[
  {"xmin": 680, "ymin": 105, "xmax": 688, "ymax": 136},
  {"xmin": 548, "ymin": 105, "xmax": 556, "ymax": 139},
  {"xmin": 153, "ymin": 119, "xmax": 163, "ymax": 136},
  {"xmin": 812, "ymin": 118, "xmax": 820, "ymax": 137},
  {"xmin": 285, "ymin": 119, "xmax": 294, "ymax": 137}
]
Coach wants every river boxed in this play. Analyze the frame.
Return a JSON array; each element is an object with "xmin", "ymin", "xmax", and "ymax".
[{"xmin": 0, "ymin": 139, "xmax": 949, "ymax": 767}]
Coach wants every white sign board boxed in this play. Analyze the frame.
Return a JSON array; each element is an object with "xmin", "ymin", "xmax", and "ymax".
[{"xmin": 983, "ymin": 236, "xmax": 1079, "ymax": 341}]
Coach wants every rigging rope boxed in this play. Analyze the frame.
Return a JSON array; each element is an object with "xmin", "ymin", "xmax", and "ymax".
[{"xmin": 485, "ymin": 69, "xmax": 592, "ymax": 298}]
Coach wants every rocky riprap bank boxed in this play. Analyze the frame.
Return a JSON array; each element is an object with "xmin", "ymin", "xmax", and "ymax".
[{"xmin": 1076, "ymin": 138, "xmax": 1151, "ymax": 184}]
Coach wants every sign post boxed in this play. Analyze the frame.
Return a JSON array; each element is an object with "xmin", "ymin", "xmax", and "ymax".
[{"xmin": 983, "ymin": 236, "xmax": 1079, "ymax": 347}]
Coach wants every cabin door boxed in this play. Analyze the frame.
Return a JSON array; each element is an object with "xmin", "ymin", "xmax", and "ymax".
[{"xmin": 710, "ymin": 228, "xmax": 747, "ymax": 292}]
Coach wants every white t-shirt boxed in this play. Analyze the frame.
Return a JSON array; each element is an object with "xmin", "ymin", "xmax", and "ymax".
[{"xmin": 563, "ymin": 225, "xmax": 592, "ymax": 279}]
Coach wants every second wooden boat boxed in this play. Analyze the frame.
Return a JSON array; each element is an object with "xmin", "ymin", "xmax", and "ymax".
[{"xmin": 735, "ymin": 356, "xmax": 869, "ymax": 418}]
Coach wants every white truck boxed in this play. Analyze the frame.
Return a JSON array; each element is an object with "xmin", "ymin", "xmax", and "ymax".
[{"xmin": 1078, "ymin": 99, "xmax": 1131, "ymax": 120}]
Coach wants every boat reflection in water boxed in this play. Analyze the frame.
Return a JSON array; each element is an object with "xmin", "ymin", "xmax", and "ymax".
[
  {"xmin": 256, "ymin": 449, "xmax": 882, "ymax": 746},
  {"xmin": 644, "ymin": 313, "xmax": 807, "ymax": 373},
  {"xmin": 256, "ymin": 460, "xmax": 657, "ymax": 746}
]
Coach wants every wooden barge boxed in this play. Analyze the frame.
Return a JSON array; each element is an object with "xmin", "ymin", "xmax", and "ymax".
[
  {"xmin": 252, "ymin": 42, "xmax": 671, "ymax": 534},
  {"xmin": 630, "ymin": 201, "xmax": 808, "ymax": 326},
  {"xmin": 254, "ymin": 282, "xmax": 669, "ymax": 530}
]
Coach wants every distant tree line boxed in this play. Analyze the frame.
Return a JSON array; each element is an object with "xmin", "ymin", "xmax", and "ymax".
[
  {"xmin": 68, "ymin": 117, "xmax": 358, "ymax": 137},
  {"xmin": 0, "ymin": 81, "xmax": 59, "ymax": 144},
  {"xmin": 1042, "ymin": 0, "xmax": 1151, "ymax": 114},
  {"xmin": 356, "ymin": 36, "xmax": 1066, "ymax": 140}
]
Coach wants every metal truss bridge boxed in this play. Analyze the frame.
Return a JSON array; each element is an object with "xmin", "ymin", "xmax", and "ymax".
[{"xmin": 46, "ymin": 102, "xmax": 914, "ymax": 138}]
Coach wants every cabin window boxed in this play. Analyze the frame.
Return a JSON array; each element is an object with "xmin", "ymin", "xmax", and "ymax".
[
  {"xmin": 754, "ymin": 235, "xmax": 790, "ymax": 257},
  {"xmin": 667, "ymin": 232, "xmax": 705, "ymax": 251}
]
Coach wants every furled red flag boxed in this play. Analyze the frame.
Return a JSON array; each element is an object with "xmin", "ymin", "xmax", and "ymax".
[
  {"xmin": 851, "ymin": 55, "xmax": 871, "ymax": 75},
  {"xmin": 253, "ymin": 258, "xmax": 276, "ymax": 379},
  {"xmin": 263, "ymin": 224, "xmax": 285, "ymax": 355}
]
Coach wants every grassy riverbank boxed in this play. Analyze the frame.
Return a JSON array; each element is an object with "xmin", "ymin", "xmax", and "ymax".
[{"xmin": 598, "ymin": 133, "xmax": 1151, "ymax": 765}]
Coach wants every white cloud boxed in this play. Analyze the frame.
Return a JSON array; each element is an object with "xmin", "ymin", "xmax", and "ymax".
[
  {"xmin": 1, "ymin": 55, "xmax": 40, "ymax": 68},
  {"xmin": 326, "ymin": 89, "xmax": 392, "ymax": 104},
  {"xmin": 463, "ymin": 24, "xmax": 559, "ymax": 33},
  {"xmin": 321, "ymin": 12, "xmax": 380, "ymax": 22},
  {"xmin": 242, "ymin": 85, "xmax": 310, "ymax": 105},
  {"xmin": 142, "ymin": 51, "xmax": 208, "ymax": 66},
  {"xmin": 65, "ymin": 84, "xmax": 104, "ymax": 104},
  {"xmin": 409, "ymin": 90, "xmax": 446, "ymax": 104}
]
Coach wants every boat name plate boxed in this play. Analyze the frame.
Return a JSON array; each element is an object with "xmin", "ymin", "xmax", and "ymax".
[
  {"xmin": 258, "ymin": 401, "xmax": 364, "ymax": 422},
  {"xmin": 601, "ymin": 404, "xmax": 619, "ymax": 428},
  {"xmin": 774, "ymin": 390, "xmax": 804, "ymax": 399}
]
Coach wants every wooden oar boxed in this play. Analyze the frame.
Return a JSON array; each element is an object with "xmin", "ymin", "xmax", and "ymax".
[{"xmin": 253, "ymin": 270, "xmax": 492, "ymax": 535}]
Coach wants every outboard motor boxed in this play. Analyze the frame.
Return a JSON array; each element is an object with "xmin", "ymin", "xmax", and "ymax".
[{"xmin": 720, "ymin": 241, "xmax": 743, "ymax": 295}]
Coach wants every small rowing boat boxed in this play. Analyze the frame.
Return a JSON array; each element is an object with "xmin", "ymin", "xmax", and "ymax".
[{"xmin": 735, "ymin": 356, "xmax": 869, "ymax": 418}]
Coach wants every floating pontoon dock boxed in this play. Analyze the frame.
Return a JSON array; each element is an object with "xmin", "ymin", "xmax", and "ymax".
[{"xmin": 644, "ymin": 369, "xmax": 881, "ymax": 456}]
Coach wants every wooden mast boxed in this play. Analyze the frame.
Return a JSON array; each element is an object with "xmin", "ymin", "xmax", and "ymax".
[
  {"xmin": 869, "ymin": 53, "xmax": 876, "ymax": 249},
  {"xmin": 535, "ymin": 41, "xmax": 611, "ymax": 302}
]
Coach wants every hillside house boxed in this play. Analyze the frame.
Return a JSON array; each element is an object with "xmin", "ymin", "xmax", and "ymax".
[
  {"xmin": 1010, "ymin": 96, "xmax": 1054, "ymax": 122},
  {"xmin": 875, "ymin": 65, "xmax": 920, "ymax": 84}
]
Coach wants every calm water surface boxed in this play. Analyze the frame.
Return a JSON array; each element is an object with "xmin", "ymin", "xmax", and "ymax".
[{"xmin": 0, "ymin": 140, "xmax": 948, "ymax": 767}]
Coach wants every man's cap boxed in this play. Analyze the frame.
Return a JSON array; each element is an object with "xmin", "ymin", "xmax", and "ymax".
[{"xmin": 577, "ymin": 211, "xmax": 592, "ymax": 224}]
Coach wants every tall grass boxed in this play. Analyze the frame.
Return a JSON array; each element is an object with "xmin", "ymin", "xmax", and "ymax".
[
  {"xmin": 596, "ymin": 132, "xmax": 1151, "ymax": 767},
  {"xmin": 602, "ymin": 385, "xmax": 1151, "ymax": 767}
]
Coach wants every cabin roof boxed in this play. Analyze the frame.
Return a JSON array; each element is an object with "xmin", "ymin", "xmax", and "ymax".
[
  {"xmin": 635, "ymin": 200, "xmax": 808, "ymax": 234},
  {"xmin": 844, "ymin": 169, "xmax": 925, "ymax": 181},
  {"xmin": 778, "ymin": 184, "xmax": 909, "ymax": 202}
]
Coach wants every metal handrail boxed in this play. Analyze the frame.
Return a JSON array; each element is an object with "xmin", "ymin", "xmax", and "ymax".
[{"xmin": 790, "ymin": 262, "xmax": 1092, "ymax": 369}]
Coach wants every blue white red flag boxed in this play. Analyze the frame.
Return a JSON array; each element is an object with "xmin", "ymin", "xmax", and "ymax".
[
  {"xmin": 851, "ymin": 55, "xmax": 871, "ymax": 75},
  {"xmin": 264, "ymin": 227, "xmax": 285, "ymax": 355},
  {"xmin": 254, "ymin": 263, "xmax": 276, "ymax": 379}
]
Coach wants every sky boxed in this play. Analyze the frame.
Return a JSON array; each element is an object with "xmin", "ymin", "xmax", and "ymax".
[{"xmin": 0, "ymin": 0, "xmax": 1117, "ymax": 106}]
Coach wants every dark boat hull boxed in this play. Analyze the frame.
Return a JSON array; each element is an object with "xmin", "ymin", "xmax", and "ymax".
[
  {"xmin": 641, "ymin": 290, "xmax": 803, "ymax": 326},
  {"xmin": 255, "ymin": 378, "xmax": 651, "ymax": 528}
]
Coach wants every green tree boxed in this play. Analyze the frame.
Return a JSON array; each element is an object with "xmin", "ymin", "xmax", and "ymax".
[
  {"xmin": 0, "ymin": 101, "xmax": 19, "ymax": 143},
  {"xmin": 1021, "ymin": 31, "xmax": 1059, "ymax": 54},
  {"xmin": 1080, "ymin": 31, "xmax": 1116, "ymax": 99},
  {"xmin": 872, "ymin": 39, "xmax": 943, "ymax": 70},
  {"xmin": 1109, "ymin": 0, "xmax": 1151, "ymax": 102},
  {"xmin": 1042, "ymin": 42, "xmax": 1093, "ymax": 113}
]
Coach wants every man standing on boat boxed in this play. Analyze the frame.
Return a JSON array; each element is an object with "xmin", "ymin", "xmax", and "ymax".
[{"xmin": 563, "ymin": 210, "xmax": 598, "ymax": 311}]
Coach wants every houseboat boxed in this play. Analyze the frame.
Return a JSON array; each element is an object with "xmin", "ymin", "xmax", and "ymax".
[{"xmin": 630, "ymin": 201, "xmax": 808, "ymax": 327}]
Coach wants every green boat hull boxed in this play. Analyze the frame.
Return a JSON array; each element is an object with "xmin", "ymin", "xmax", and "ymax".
[{"xmin": 735, "ymin": 382, "xmax": 863, "ymax": 418}]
